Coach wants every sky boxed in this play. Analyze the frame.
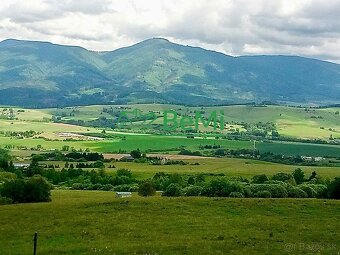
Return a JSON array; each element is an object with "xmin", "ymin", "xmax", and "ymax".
[{"xmin": 0, "ymin": 0, "xmax": 340, "ymax": 63}]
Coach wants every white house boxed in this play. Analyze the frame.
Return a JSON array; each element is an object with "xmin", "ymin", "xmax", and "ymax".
[{"xmin": 115, "ymin": 192, "xmax": 132, "ymax": 198}]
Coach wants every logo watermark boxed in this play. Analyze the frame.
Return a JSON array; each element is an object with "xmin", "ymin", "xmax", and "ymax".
[{"xmin": 115, "ymin": 108, "xmax": 225, "ymax": 132}]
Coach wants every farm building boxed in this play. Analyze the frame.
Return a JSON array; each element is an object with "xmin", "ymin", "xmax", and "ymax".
[
  {"xmin": 13, "ymin": 163, "xmax": 30, "ymax": 168},
  {"xmin": 115, "ymin": 192, "xmax": 132, "ymax": 198},
  {"xmin": 120, "ymin": 155, "xmax": 135, "ymax": 162}
]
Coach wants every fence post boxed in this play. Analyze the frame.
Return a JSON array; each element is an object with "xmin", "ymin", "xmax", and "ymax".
[{"xmin": 33, "ymin": 232, "xmax": 38, "ymax": 255}]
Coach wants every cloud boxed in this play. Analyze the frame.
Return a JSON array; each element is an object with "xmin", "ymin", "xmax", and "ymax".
[{"xmin": 0, "ymin": 0, "xmax": 339, "ymax": 63}]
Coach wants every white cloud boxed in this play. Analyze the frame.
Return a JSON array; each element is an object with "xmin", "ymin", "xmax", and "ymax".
[{"xmin": 0, "ymin": 0, "xmax": 339, "ymax": 63}]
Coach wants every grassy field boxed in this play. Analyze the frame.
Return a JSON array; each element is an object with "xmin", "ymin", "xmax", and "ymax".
[
  {"xmin": 110, "ymin": 157, "xmax": 340, "ymax": 180},
  {"xmin": 0, "ymin": 190, "xmax": 339, "ymax": 255},
  {"xmin": 1, "ymin": 104, "xmax": 340, "ymax": 157},
  {"xmin": 256, "ymin": 141, "xmax": 340, "ymax": 157},
  {"xmin": 42, "ymin": 104, "xmax": 340, "ymax": 139}
]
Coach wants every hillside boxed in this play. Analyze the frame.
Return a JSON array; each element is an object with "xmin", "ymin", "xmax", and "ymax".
[{"xmin": 0, "ymin": 38, "xmax": 340, "ymax": 107}]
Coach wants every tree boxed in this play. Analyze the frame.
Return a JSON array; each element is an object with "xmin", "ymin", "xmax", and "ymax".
[
  {"xmin": 0, "ymin": 176, "xmax": 52, "ymax": 203},
  {"xmin": 327, "ymin": 178, "xmax": 340, "ymax": 199},
  {"xmin": 308, "ymin": 171, "xmax": 317, "ymax": 181},
  {"xmin": 130, "ymin": 149, "xmax": 142, "ymax": 159},
  {"xmin": 138, "ymin": 181, "xmax": 156, "ymax": 197},
  {"xmin": 293, "ymin": 168, "xmax": 305, "ymax": 185},
  {"xmin": 24, "ymin": 176, "xmax": 52, "ymax": 202},
  {"xmin": 25, "ymin": 158, "xmax": 43, "ymax": 177}
]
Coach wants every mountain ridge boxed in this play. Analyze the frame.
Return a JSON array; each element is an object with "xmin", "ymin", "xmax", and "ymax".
[{"xmin": 0, "ymin": 38, "xmax": 339, "ymax": 107}]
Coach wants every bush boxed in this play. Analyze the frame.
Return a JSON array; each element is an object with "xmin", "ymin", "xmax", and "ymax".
[
  {"xmin": 182, "ymin": 185, "xmax": 203, "ymax": 196},
  {"xmin": 138, "ymin": 181, "xmax": 156, "ymax": 197},
  {"xmin": 287, "ymin": 185, "xmax": 308, "ymax": 198},
  {"xmin": 272, "ymin": 173, "xmax": 296, "ymax": 185},
  {"xmin": 299, "ymin": 184, "xmax": 317, "ymax": 198},
  {"xmin": 254, "ymin": 190, "xmax": 272, "ymax": 198},
  {"xmin": 327, "ymin": 178, "xmax": 340, "ymax": 199},
  {"xmin": 0, "ymin": 176, "xmax": 52, "ymax": 203},
  {"xmin": 202, "ymin": 178, "xmax": 243, "ymax": 197},
  {"xmin": 0, "ymin": 196, "xmax": 13, "ymax": 205},
  {"xmin": 162, "ymin": 183, "xmax": 182, "ymax": 197},
  {"xmin": 71, "ymin": 183, "xmax": 87, "ymax": 190},
  {"xmin": 229, "ymin": 192, "xmax": 245, "ymax": 198},
  {"xmin": 0, "ymin": 172, "xmax": 17, "ymax": 182},
  {"xmin": 307, "ymin": 184, "xmax": 327, "ymax": 198},
  {"xmin": 113, "ymin": 175, "xmax": 133, "ymax": 185},
  {"xmin": 249, "ymin": 184, "xmax": 288, "ymax": 198},
  {"xmin": 243, "ymin": 186, "xmax": 253, "ymax": 198},
  {"xmin": 252, "ymin": 174, "xmax": 268, "ymax": 184},
  {"xmin": 114, "ymin": 184, "xmax": 137, "ymax": 192},
  {"xmin": 116, "ymin": 169, "xmax": 133, "ymax": 178},
  {"xmin": 100, "ymin": 184, "xmax": 114, "ymax": 191}
]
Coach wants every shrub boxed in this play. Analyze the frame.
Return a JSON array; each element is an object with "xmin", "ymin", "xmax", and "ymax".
[
  {"xmin": 162, "ymin": 183, "xmax": 182, "ymax": 197},
  {"xmin": 287, "ymin": 185, "xmax": 308, "ymax": 198},
  {"xmin": 229, "ymin": 192, "xmax": 245, "ymax": 198},
  {"xmin": 128, "ymin": 184, "xmax": 139, "ymax": 192},
  {"xmin": 202, "ymin": 178, "xmax": 243, "ymax": 197},
  {"xmin": 0, "ymin": 196, "xmax": 13, "ymax": 205},
  {"xmin": 113, "ymin": 175, "xmax": 133, "ymax": 185},
  {"xmin": 249, "ymin": 184, "xmax": 288, "ymax": 198},
  {"xmin": 138, "ymin": 181, "xmax": 156, "ymax": 197},
  {"xmin": 243, "ymin": 186, "xmax": 253, "ymax": 198},
  {"xmin": 272, "ymin": 173, "xmax": 296, "ymax": 185},
  {"xmin": 299, "ymin": 184, "xmax": 317, "ymax": 198},
  {"xmin": 71, "ymin": 183, "xmax": 86, "ymax": 190},
  {"xmin": 0, "ymin": 172, "xmax": 17, "ymax": 182},
  {"xmin": 116, "ymin": 169, "xmax": 133, "ymax": 178},
  {"xmin": 0, "ymin": 176, "xmax": 52, "ymax": 203},
  {"xmin": 327, "ymin": 178, "xmax": 340, "ymax": 199},
  {"xmin": 182, "ymin": 185, "xmax": 203, "ymax": 196},
  {"xmin": 100, "ymin": 184, "xmax": 114, "ymax": 191},
  {"xmin": 114, "ymin": 184, "xmax": 137, "ymax": 192},
  {"xmin": 252, "ymin": 174, "xmax": 268, "ymax": 184},
  {"xmin": 307, "ymin": 184, "xmax": 327, "ymax": 198},
  {"xmin": 254, "ymin": 190, "xmax": 272, "ymax": 198}
]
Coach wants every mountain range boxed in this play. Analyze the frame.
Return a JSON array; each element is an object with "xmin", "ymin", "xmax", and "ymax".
[{"xmin": 0, "ymin": 38, "xmax": 340, "ymax": 107}]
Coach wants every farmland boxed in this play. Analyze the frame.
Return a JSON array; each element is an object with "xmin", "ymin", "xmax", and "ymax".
[
  {"xmin": 0, "ymin": 190, "xmax": 339, "ymax": 255},
  {"xmin": 1, "ymin": 104, "xmax": 340, "ymax": 255},
  {"xmin": 109, "ymin": 157, "xmax": 340, "ymax": 180},
  {"xmin": 1, "ymin": 105, "xmax": 340, "ymax": 158}
]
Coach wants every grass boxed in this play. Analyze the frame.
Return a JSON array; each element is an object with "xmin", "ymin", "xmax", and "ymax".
[
  {"xmin": 43, "ymin": 104, "xmax": 340, "ymax": 139},
  {"xmin": 109, "ymin": 157, "xmax": 340, "ymax": 180},
  {"xmin": 257, "ymin": 141, "xmax": 340, "ymax": 157},
  {"xmin": 0, "ymin": 190, "xmax": 339, "ymax": 255}
]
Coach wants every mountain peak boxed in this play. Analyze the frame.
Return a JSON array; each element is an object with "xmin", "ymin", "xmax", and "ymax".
[{"xmin": 0, "ymin": 38, "xmax": 340, "ymax": 107}]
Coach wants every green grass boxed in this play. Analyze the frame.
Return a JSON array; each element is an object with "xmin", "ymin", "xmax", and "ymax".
[
  {"xmin": 257, "ymin": 141, "xmax": 340, "ymax": 157},
  {"xmin": 109, "ymin": 157, "xmax": 340, "ymax": 180},
  {"xmin": 43, "ymin": 104, "xmax": 340, "ymax": 139},
  {"xmin": 1, "ymin": 104, "xmax": 340, "ymax": 157},
  {"xmin": 0, "ymin": 190, "xmax": 339, "ymax": 255}
]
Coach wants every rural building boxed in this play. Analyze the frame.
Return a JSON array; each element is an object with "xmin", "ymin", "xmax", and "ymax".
[
  {"xmin": 115, "ymin": 192, "xmax": 132, "ymax": 198},
  {"xmin": 13, "ymin": 163, "xmax": 30, "ymax": 168},
  {"xmin": 120, "ymin": 155, "xmax": 135, "ymax": 162}
]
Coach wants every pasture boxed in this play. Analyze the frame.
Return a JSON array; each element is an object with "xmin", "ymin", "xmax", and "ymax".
[
  {"xmin": 0, "ymin": 190, "xmax": 339, "ymax": 255},
  {"xmin": 110, "ymin": 157, "xmax": 340, "ymax": 180}
]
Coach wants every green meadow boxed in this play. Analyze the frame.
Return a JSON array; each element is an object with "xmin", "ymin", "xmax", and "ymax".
[
  {"xmin": 42, "ymin": 104, "xmax": 340, "ymax": 139},
  {"xmin": 0, "ymin": 190, "xmax": 339, "ymax": 255},
  {"xmin": 110, "ymin": 157, "xmax": 340, "ymax": 180}
]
